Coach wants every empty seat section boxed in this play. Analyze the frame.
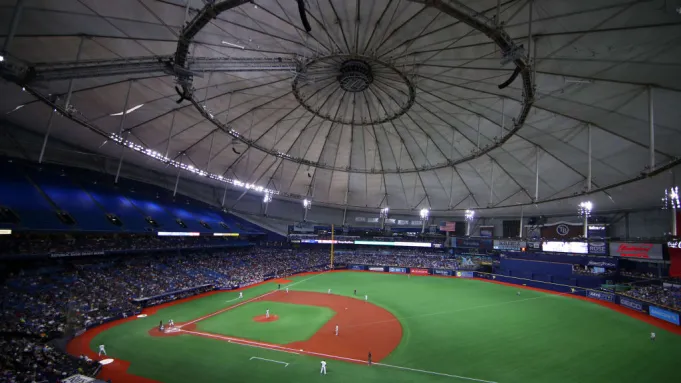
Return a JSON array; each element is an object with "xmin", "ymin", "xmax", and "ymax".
[
  {"xmin": 24, "ymin": 167, "xmax": 118, "ymax": 232},
  {"xmin": 0, "ymin": 162, "xmax": 65, "ymax": 230},
  {"xmin": 86, "ymin": 184, "xmax": 151, "ymax": 232}
]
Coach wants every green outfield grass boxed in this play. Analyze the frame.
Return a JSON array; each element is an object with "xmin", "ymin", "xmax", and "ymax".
[
  {"xmin": 89, "ymin": 272, "xmax": 681, "ymax": 383},
  {"xmin": 196, "ymin": 301, "xmax": 335, "ymax": 344}
]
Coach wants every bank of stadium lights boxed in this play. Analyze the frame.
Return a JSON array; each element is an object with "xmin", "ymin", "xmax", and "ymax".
[
  {"xmin": 465, "ymin": 209, "xmax": 475, "ymax": 221},
  {"xmin": 263, "ymin": 193, "xmax": 272, "ymax": 203},
  {"xmin": 0, "ymin": 54, "xmax": 4, "ymax": 62},
  {"xmin": 578, "ymin": 201, "xmax": 593, "ymax": 217},
  {"xmin": 662, "ymin": 186, "xmax": 680, "ymax": 210},
  {"xmin": 303, "ymin": 199, "xmax": 311, "ymax": 209},
  {"xmin": 380, "ymin": 207, "xmax": 389, "ymax": 219},
  {"xmin": 107, "ymin": 133, "xmax": 277, "ymax": 196},
  {"xmin": 419, "ymin": 208, "xmax": 429, "ymax": 220}
]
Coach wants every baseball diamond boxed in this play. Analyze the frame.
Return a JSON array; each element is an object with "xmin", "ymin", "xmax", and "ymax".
[{"xmin": 65, "ymin": 271, "xmax": 681, "ymax": 383}]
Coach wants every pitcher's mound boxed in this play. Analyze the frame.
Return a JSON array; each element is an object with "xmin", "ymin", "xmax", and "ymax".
[{"xmin": 253, "ymin": 314, "xmax": 279, "ymax": 323}]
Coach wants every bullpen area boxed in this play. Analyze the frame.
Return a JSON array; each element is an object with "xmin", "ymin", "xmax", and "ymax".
[{"xmin": 69, "ymin": 272, "xmax": 681, "ymax": 383}]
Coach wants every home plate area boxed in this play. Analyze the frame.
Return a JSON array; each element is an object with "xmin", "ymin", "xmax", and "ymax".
[{"xmin": 150, "ymin": 290, "xmax": 402, "ymax": 363}]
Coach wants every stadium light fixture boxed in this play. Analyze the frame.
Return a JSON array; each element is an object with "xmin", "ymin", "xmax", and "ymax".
[
  {"xmin": 107, "ymin": 133, "xmax": 277, "ymax": 197},
  {"xmin": 662, "ymin": 186, "xmax": 680, "ymax": 209},
  {"xmin": 263, "ymin": 193, "xmax": 272, "ymax": 203},
  {"xmin": 578, "ymin": 201, "xmax": 593, "ymax": 217},
  {"xmin": 380, "ymin": 207, "xmax": 389, "ymax": 218},
  {"xmin": 0, "ymin": 55, "xmax": 4, "ymax": 62},
  {"xmin": 303, "ymin": 199, "xmax": 311, "ymax": 208},
  {"xmin": 465, "ymin": 209, "xmax": 475, "ymax": 221},
  {"xmin": 419, "ymin": 208, "xmax": 429, "ymax": 219}
]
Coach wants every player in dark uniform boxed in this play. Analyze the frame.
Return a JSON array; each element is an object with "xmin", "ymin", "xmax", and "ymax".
[{"xmin": 368, "ymin": 351, "xmax": 372, "ymax": 365}]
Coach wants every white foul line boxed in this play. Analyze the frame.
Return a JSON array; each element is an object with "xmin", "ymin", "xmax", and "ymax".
[
  {"xmin": 179, "ymin": 329, "xmax": 497, "ymax": 383},
  {"xmin": 179, "ymin": 272, "xmax": 324, "ymax": 328},
  {"xmin": 250, "ymin": 356, "xmax": 288, "ymax": 367}
]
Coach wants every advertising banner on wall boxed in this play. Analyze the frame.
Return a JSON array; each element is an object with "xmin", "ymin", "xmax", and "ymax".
[
  {"xmin": 540, "ymin": 222, "xmax": 583, "ymax": 239},
  {"xmin": 649, "ymin": 306, "xmax": 680, "ymax": 325},
  {"xmin": 588, "ymin": 242, "xmax": 608, "ymax": 255},
  {"xmin": 410, "ymin": 268, "xmax": 430, "ymax": 275},
  {"xmin": 587, "ymin": 259, "xmax": 618, "ymax": 268},
  {"xmin": 456, "ymin": 271, "xmax": 475, "ymax": 278},
  {"xmin": 479, "ymin": 226, "xmax": 494, "ymax": 238},
  {"xmin": 587, "ymin": 225, "xmax": 607, "ymax": 239},
  {"xmin": 542, "ymin": 241, "xmax": 589, "ymax": 254},
  {"xmin": 587, "ymin": 290, "xmax": 615, "ymax": 302},
  {"xmin": 619, "ymin": 297, "xmax": 645, "ymax": 312},
  {"xmin": 455, "ymin": 238, "xmax": 494, "ymax": 250},
  {"xmin": 609, "ymin": 243, "xmax": 663, "ymax": 260},
  {"xmin": 349, "ymin": 265, "xmax": 365, "ymax": 271},
  {"xmin": 526, "ymin": 241, "xmax": 542, "ymax": 251},
  {"xmin": 493, "ymin": 240, "xmax": 527, "ymax": 251},
  {"xmin": 368, "ymin": 267, "xmax": 385, "ymax": 272},
  {"xmin": 434, "ymin": 269, "xmax": 454, "ymax": 276},
  {"xmin": 389, "ymin": 267, "xmax": 407, "ymax": 273}
]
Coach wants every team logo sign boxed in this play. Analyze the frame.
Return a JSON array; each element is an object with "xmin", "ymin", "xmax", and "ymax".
[{"xmin": 556, "ymin": 224, "xmax": 570, "ymax": 236}]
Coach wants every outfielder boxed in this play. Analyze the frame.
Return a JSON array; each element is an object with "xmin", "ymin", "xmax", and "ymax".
[
  {"xmin": 239, "ymin": 292, "xmax": 243, "ymax": 299},
  {"xmin": 266, "ymin": 309, "xmax": 270, "ymax": 319},
  {"xmin": 98, "ymin": 344, "xmax": 106, "ymax": 356},
  {"xmin": 651, "ymin": 332, "xmax": 656, "ymax": 341},
  {"xmin": 320, "ymin": 360, "xmax": 327, "ymax": 375},
  {"xmin": 328, "ymin": 288, "xmax": 332, "ymax": 294},
  {"xmin": 365, "ymin": 294, "xmax": 368, "ymax": 302}
]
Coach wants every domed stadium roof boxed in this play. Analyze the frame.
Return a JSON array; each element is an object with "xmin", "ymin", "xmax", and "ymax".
[{"xmin": 1, "ymin": 0, "xmax": 680, "ymax": 217}]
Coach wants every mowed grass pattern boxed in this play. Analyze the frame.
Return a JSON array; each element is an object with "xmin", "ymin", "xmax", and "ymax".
[
  {"xmin": 196, "ymin": 301, "xmax": 336, "ymax": 344},
  {"xmin": 90, "ymin": 272, "xmax": 681, "ymax": 383}
]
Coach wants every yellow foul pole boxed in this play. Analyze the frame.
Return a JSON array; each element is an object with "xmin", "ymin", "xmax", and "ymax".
[{"xmin": 330, "ymin": 224, "xmax": 335, "ymax": 269}]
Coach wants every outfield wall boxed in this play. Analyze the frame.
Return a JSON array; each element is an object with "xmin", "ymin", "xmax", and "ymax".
[{"xmin": 346, "ymin": 264, "xmax": 681, "ymax": 327}]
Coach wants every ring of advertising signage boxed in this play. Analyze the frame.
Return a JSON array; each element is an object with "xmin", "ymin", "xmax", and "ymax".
[
  {"xmin": 542, "ymin": 241, "xmax": 588, "ymax": 254},
  {"xmin": 354, "ymin": 240, "xmax": 432, "ymax": 247},
  {"xmin": 157, "ymin": 232, "xmax": 200, "ymax": 236},
  {"xmin": 609, "ymin": 242, "xmax": 663, "ymax": 260},
  {"xmin": 410, "ymin": 268, "xmax": 430, "ymax": 275},
  {"xmin": 493, "ymin": 240, "xmax": 526, "ymax": 251}
]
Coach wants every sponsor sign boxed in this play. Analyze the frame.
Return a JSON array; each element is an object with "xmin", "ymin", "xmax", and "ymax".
[
  {"xmin": 587, "ymin": 290, "xmax": 615, "ymax": 302},
  {"xmin": 493, "ymin": 240, "xmax": 527, "ymax": 251},
  {"xmin": 368, "ymin": 267, "xmax": 385, "ymax": 272},
  {"xmin": 588, "ymin": 224, "xmax": 606, "ymax": 239},
  {"xmin": 389, "ymin": 267, "xmax": 407, "ymax": 273},
  {"xmin": 157, "ymin": 231, "xmax": 200, "ymax": 236},
  {"xmin": 619, "ymin": 297, "xmax": 644, "ymax": 312},
  {"xmin": 62, "ymin": 375, "xmax": 96, "ymax": 383},
  {"xmin": 479, "ymin": 226, "xmax": 494, "ymax": 238},
  {"xmin": 349, "ymin": 265, "xmax": 365, "ymax": 271},
  {"xmin": 50, "ymin": 251, "xmax": 105, "ymax": 258},
  {"xmin": 456, "ymin": 271, "xmax": 474, "ymax": 278},
  {"xmin": 587, "ymin": 260, "xmax": 618, "ymax": 268},
  {"xmin": 455, "ymin": 238, "xmax": 493, "ymax": 250},
  {"xmin": 354, "ymin": 240, "xmax": 431, "ymax": 248},
  {"xmin": 540, "ymin": 222, "xmax": 583, "ymax": 239},
  {"xmin": 526, "ymin": 241, "xmax": 541, "ymax": 251},
  {"xmin": 649, "ymin": 306, "xmax": 680, "ymax": 326},
  {"xmin": 410, "ymin": 268, "xmax": 430, "ymax": 275},
  {"xmin": 213, "ymin": 233, "xmax": 239, "ymax": 237},
  {"xmin": 609, "ymin": 242, "xmax": 663, "ymax": 260},
  {"xmin": 542, "ymin": 241, "xmax": 589, "ymax": 254},
  {"xmin": 0, "ymin": 229, "xmax": 11, "ymax": 235},
  {"xmin": 434, "ymin": 269, "xmax": 453, "ymax": 276},
  {"xmin": 588, "ymin": 242, "xmax": 607, "ymax": 255},
  {"xmin": 556, "ymin": 224, "xmax": 570, "ymax": 236}
]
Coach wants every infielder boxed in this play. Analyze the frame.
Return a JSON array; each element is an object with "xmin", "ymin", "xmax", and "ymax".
[
  {"xmin": 286, "ymin": 287, "xmax": 289, "ymax": 293},
  {"xmin": 266, "ymin": 309, "xmax": 270, "ymax": 319},
  {"xmin": 328, "ymin": 288, "xmax": 332, "ymax": 294},
  {"xmin": 365, "ymin": 294, "xmax": 368, "ymax": 302},
  {"xmin": 320, "ymin": 360, "xmax": 327, "ymax": 375},
  {"xmin": 98, "ymin": 344, "xmax": 106, "ymax": 356},
  {"xmin": 651, "ymin": 332, "xmax": 656, "ymax": 341},
  {"xmin": 335, "ymin": 325, "xmax": 339, "ymax": 336},
  {"xmin": 168, "ymin": 319, "xmax": 174, "ymax": 327}
]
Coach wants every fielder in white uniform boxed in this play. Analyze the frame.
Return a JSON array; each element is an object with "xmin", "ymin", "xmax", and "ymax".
[
  {"xmin": 365, "ymin": 294, "xmax": 368, "ymax": 302},
  {"xmin": 266, "ymin": 309, "xmax": 270, "ymax": 319},
  {"xmin": 239, "ymin": 292, "xmax": 243, "ymax": 299},
  {"xmin": 98, "ymin": 344, "xmax": 106, "ymax": 356},
  {"xmin": 651, "ymin": 332, "xmax": 656, "ymax": 341},
  {"xmin": 328, "ymin": 288, "xmax": 332, "ymax": 294},
  {"xmin": 168, "ymin": 319, "xmax": 174, "ymax": 327},
  {"xmin": 335, "ymin": 325, "xmax": 339, "ymax": 336},
  {"xmin": 320, "ymin": 360, "xmax": 327, "ymax": 375},
  {"xmin": 286, "ymin": 287, "xmax": 289, "ymax": 293}
]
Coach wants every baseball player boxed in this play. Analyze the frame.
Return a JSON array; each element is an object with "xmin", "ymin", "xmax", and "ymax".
[
  {"xmin": 266, "ymin": 309, "xmax": 270, "ymax": 319},
  {"xmin": 517, "ymin": 291, "xmax": 520, "ymax": 296},
  {"xmin": 328, "ymin": 288, "xmax": 332, "ymax": 294},
  {"xmin": 239, "ymin": 291, "xmax": 243, "ymax": 299},
  {"xmin": 368, "ymin": 351, "xmax": 372, "ymax": 365},
  {"xmin": 168, "ymin": 319, "xmax": 174, "ymax": 327},
  {"xmin": 335, "ymin": 325, "xmax": 339, "ymax": 336},
  {"xmin": 354, "ymin": 289, "xmax": 357, "ymax": 296},
  {"xmin": 365, "ymin": 294, "xmax": 368, "ymax": 302},
  {"xmin": 286, "ymin": 287, "xmax": 289, "ymax": 293},
  {"xmin": 98, "ymin": 344, "xmax": 106, "ymax": 356},
  {"xmin": 651, "ymin": 332, "xmax": 656, "ymax": 341},
  {"xmin": 320, "ymin": 360, "xmax": 327, "ymax": 375}
]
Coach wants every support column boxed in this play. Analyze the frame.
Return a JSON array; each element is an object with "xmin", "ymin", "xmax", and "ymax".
[
  {"xmin": 500, "ymin": 97, "xmax": 505, "ymax": 138},
  {"xmin": 173, "ymin": 167, "xmax": 181, "ymax": 197},
  {"xmin": 519, "ymin": 206, "xmax": 524, "ymax": 238},
  {"xmin": 303, "ymin": 207, "xmax": 309, "ymax": 222},
  {"xmin": 649, "ymin": 86, "xmax": 655, "ymax": 172},
  {"xmin": 583, "ymin": 215, "xmax": 588, "ymax": 238},
  {"xmin": 1, "ymin": 0, "xmax": 25, "ymax": 56},
  {"xmin": 421, "ymin": 218, "xmax": 427, "ymax": 234},
  {"xmin": 264, "ymin": 200, "xmax": 269, "ymax": 216},
  {"xmin": 587, "ymin": 124, "xmax": 592, "ymax": 192},
  {"xmin": 673, "ymin": 207, "xmax": 677, "ymax": 237},
  {"xmin": 466, "ymin": 221, "xmax": 471, "ymax": 237},
  {"xmin": 489, "ymin": 160, "xmax": 495, "ymax": 206},
  {"xmin": 165, "ymin": 111, "xmax": 176, "ymax": 158},
  {"xmin": 114, "ymin": 80, "xmax": 134, "ymax": 184},
  {"xmin": 527, "ymin": 0, "xmax": 533, "ymax": 62},
  {"xmin": 38, "ymin": 110, "xmax": 56, "ymax": 164},
  {"xmin": 221, "ymin": 182, "xmax": 228, "ymax": 207},
  {"xmin": 534, "ymin": 146, "xmax": 540, "ymax": 201}
]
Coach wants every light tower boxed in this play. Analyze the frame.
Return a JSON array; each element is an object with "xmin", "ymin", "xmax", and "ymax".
[
  {"xmin": 465, "ymin": 209, "xmax": 475, "ymax": 236},
  {"xmin": 578, "ymin": 201, "xmax": 593, "ymax": 238},
  {"xmin": 302, "ymin": 199, "xmax": 311, "ymax": 222},
  {"xmin": 420, "ymin": 208, "xmax": 429, "ymax": 233},
  {"xmin": 662, "ymin": 186, "xmax": 680, "ymax": 236}
]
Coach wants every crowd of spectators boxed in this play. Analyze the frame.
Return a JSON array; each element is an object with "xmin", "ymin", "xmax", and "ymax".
[{"xmin": 621, "ymin": 283, "xmax": 681, "ymax": 309}]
